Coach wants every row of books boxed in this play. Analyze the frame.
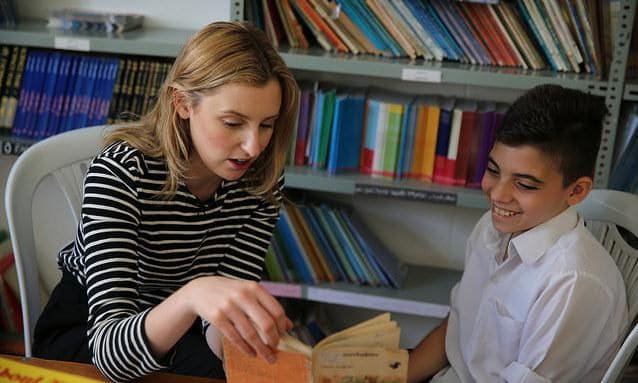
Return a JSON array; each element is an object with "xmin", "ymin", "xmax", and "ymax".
[
  {"xmin": 610, "ymin": 102, "xmax": 638, "ymax": 194},
  {"xmin": 291, "ymin": 83, "xmax": 507, "ymax": 188},
  {"xmin": 246, "ymin": 0, "xmax": 617, "ymax": 77},
  {"xmin": 47, "ymin": 8, "xmax": 145, "ymax": 34},
  {"xmin": 0, "ymin": 44, "xmax": 174, "ymax": 138},
  {"xmin": 265, "ymin": 202, "xmax": 408, "ymax": 288}
]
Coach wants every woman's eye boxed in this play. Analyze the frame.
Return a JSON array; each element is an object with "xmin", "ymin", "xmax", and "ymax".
[
  {"xmin": 260, "ymin": 123, "xmax": 274, "ymax": 129},
  {"xmin": 223, "ymin": 120, "xmax": 242, "ymax": 128}
]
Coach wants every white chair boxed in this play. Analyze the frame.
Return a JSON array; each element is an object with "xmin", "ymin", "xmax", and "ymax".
[
  {"xmin": 575, "ymin": 189, "xmax": 638, "ymax": 383},
  {"xmin": 4, "ymin": 125, "xmax": 114, "ymax": 357}
]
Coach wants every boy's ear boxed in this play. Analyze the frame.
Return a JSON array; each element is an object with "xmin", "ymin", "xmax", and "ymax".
[
  {"xmin": 173, "ymin": 90, "xmax": 190, "ymax": 119},
  {"xmin": 567, "ymin": 176, "xmax": 593, "ymax": 206}
]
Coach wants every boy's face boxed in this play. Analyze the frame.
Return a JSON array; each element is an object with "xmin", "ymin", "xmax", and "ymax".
[{"xmin": 481, "ymin": 142, "xmax": 590, "ymax": 237}]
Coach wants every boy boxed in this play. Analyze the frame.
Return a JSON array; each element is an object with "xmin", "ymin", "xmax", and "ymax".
[{"xmin": 408, "ymin": 85, "xmax": 629, "ymax": 383}]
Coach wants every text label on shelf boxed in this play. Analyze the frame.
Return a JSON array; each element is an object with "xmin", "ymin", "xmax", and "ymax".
[
  {"xmin": 355, "ymin": 184, "xmax": 457, "ymax": 205},
  {"xmin": 1, "ymin": 140, "xmax": 30, "ymax": 155},
  {"xmin": 401, "ymin": 68, "xmax": 442, "ymax": 83},
  {"xmin": 54, "ymin": 37, "xmax": 91, "ymax": 52}
]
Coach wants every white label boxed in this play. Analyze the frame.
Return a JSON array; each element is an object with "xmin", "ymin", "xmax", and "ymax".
[
  {"xmin": 401, "ymin": 68, "xmax": 442, "ymax": 83},
  {"xmin": 54, "ymin": 37, "xmax": 91, "ymax": 52}
]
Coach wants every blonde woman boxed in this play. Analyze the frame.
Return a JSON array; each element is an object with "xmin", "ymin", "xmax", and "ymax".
[{"xmin": 33, "ymin": 21, "xmax": 299, "ymax": 382}]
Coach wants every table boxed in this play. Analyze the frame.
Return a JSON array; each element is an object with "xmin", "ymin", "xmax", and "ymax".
[{"xmin": 1, "ymin": 355, "xmax": 225, "ymax": 382}]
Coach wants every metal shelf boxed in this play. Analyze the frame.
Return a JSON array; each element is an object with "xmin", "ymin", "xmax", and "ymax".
[
  {"xmin": 261, "ymin": 264, "xmax": 461, "ymax": 318},
  {"xmin": 0, "ymin": 135, "xmax": 32, "ymax": 156},
  {"xmin": 625, "ymin": 83, "xmax": 638, "ymax": 102},
  {"xmin": 0, "ymin": 22, "xmax": 608, "ymax": 95},
  {"xmin": 285, "ymin": 166, "xmax": 488, "ymax": 209}
]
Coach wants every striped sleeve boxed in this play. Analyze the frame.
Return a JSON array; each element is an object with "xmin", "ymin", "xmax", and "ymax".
[{"xmin": 81, "ymin": 147, "xmax": 167, "ymax": 382}]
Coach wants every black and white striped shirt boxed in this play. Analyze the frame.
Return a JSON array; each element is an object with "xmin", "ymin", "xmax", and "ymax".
[{"xmin": 59, "ymin": 141, "xmax": 283, "ymax": 382}]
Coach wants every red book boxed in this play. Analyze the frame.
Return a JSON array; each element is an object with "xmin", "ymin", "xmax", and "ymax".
[{"xmin": 453, "ymin": 102, "xmax": 478, "ymax": 186}]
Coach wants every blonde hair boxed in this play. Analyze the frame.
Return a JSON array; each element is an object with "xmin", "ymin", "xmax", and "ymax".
[{"xmin": 105, "ymin": 21, "xmax": 299, "ymax": 202}]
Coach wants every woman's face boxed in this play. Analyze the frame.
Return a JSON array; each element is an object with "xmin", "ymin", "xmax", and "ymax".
[{"xmin": 176, "ymin": 79, "xmax": 282, "ymax": 182}]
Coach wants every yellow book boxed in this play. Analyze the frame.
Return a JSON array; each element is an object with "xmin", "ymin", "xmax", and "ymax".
[
  {"xmin": 0, "ymin": 357, "xmax": 103, "ymax": 383},
  {"xmin": 420, "ymin": 103, "xmax": 441, "ymax": 182},
  {"xmin": 224, "ymin": 312, "xmax": 408, "ymax": 383}
]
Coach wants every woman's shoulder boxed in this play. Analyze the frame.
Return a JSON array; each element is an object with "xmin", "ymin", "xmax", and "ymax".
[{"xmin": 93, "ymin": 141, "xmax": 166, "ymax": 179}]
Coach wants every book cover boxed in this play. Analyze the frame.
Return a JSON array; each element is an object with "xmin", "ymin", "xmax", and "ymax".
[
  {"xmin": 224, "ymin": 312, "xmax": 408, "ymax": 383},
  {"xmin": 295, "ymin": 86, "xmax": 313, "ymax": 166},
  {"xmin": 453, "ymin": 101, "xmax": 478, "ymax": 186},
  {"xmin": 0, "ymin": 356, "xmax": 103, "ymax": 383},
  {"xmin": 432, "ymin": 98, "xmax": 455, "ymax": 185},
  {"xmin": 326, "ymin": 91, "xmax": 366, "ymax": 174}
]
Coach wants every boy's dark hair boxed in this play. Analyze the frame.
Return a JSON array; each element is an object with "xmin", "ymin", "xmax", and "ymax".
[{"xmin": 497, "ymin": 84, "xmax": 607, "ymax": 186}]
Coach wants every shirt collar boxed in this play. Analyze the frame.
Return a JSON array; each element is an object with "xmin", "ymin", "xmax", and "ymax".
[{"xmin": 509, "ymin": 206, "xmax": 579, "ymax": 264}]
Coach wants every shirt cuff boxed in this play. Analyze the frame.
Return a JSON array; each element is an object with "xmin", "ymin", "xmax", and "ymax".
[{"xmin": 501, "ymin": 362, "xmax": 549, "ymax": 383}]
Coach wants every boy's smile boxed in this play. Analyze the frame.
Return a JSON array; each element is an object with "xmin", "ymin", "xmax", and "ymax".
[{"xmin": 481, "ymin": 142, "xmax": 581, "ymax": 237}]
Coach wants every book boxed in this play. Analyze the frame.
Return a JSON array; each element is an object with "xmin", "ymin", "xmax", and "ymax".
[
  {"xmin": 0, "ymin": 356, "xmax": 102, "ymax": 383},
  {"xmin": 47, "ymin": 8, "xmax": 144, "ymax": 34},
  {"xmin": 223, "ymin": 312, "xmax": 408, "ymax": 383}
]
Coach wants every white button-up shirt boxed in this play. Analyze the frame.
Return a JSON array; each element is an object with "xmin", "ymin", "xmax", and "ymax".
[{"xmin": 441, "ymin": 207, "xmax": 628, "ymax": 383}]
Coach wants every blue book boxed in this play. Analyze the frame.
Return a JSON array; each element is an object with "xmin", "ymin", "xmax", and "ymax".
[
  {"xmin": 24, "ymin": 51, "xmax": 50, "ymax": 139},
  {"xmin": 46, "ymin": 54, "xmax": 76, "ymax": 137},
  {"xmin": 516, "ymin": 0, "xmax": 557, "ymax": 71},
  {"xmin": 34, "ymin": 52, "xmax": 61, "ymax": 140},
  {"xmin": 445, "ymin": 1, "xmax": 491, "ymax": 64},
  {"xmin": 433, "ymin": 98, "xmax": 455, "ymax": 183},
  {"xmin": 271, "ymin": 231, "xmax": 298, "ymax": 282},
  {"xmin": 350, "ymin": 0, "xmax": 404, "ymax": 56},
  {"xmin": 275, "ymin": 208, "xmax": 316, "ymax": 284},
  {"xmin": 361, "ymin": 98, "xmax": 381, "ymax": 175},
  {"xmin": 422, "ymin": 0, "xmax": 463, "ymax": 61},
  {"xmin": 298, "ymin": 205, "xmax": 347, "ymax": 282},
  {"xmin": 52, "ymin": 55, "xmax": 82, "ymax": 134},
  {"xmin": 74, "ymin": 56, "xmax": 100, "ymax": 130},
  {"xmin": 337, "ymin": 0, "xmax": 392, "ymax": 56},
  {"xmin": 62, "ymin": 55, "xmax": 89, "ymax": 133},
  {"xmin": 326, "ymin": 91, "xmax": 365, "ymax": 174},
  {"xmin": 309, "ymin": 205, "xmax": 359, "ymax": 284},
  {"xmin": 610, "ymin": 111, "xmax": 638, "ymax": 192},
  {"xmin": 400, "ymin": 101, "xmax": 419, "ymax": 178},
  {"xmin": 395, "ymin": 102, "xmax": 412, "ymax": 179},
  {"xmin": 93, "ymin": 58, "xmax": 120, "ymax": 126},
  {"xmin": 340, "ymin": 208, "xmax": 408, "ymax": 288},
  {"xmin": 308, "ymin": 89, "xmax": 325, "ymax": 167},
  {"xmin": 404, "ymin": 0, "xmax": 449, "ymax": 59},
  {"xmin": 320, "ymin": 204, "xmax": 370, "ymax": 284}
]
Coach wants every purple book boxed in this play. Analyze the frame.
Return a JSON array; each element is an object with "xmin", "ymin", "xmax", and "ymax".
[{"xmin": 467, "ymin": 103, "xmax": 497, "ymax": 188}]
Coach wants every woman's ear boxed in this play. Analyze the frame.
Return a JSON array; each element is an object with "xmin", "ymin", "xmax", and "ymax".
[
  {"xmin": 173, "ymin": 90, "xmax": 190, "ymax": 119},
  {"xmin": 567, "ymin": 176, "xmax": 593, "ymax": 206}
]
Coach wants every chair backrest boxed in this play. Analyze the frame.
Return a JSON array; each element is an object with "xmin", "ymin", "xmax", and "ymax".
[
  {"xmin": 575, "ymin": 189, "xmax": 638, "ymax": 383},
  {"xmin": 5, "ymin": 125, "xmax": 114, "ymax": 357}
]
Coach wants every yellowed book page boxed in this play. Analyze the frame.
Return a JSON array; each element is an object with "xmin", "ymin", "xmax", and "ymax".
[
  {"xmin": 316, "ymin": 326, "xmax": 401, "ymax": 351},
  {"xmin": 316, "ymin": 312, "xmax": 391, "ymax": 348},
  {"xmin": 313, "ymin": 347, "xmax": 408, "ymax": 383}
]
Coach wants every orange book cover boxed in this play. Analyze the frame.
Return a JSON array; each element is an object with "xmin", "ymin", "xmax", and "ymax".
[
  {"xmin": 0, "ymin": 357, "xmax": 103, "ymax": 383},
  {"xmin": 420, "ymin": 104, "xmax": 441, "ymax": 182},
  {"xmin": 293, "ymin": 0, "xmax": 349, "ymax": 52},
  {"xmin": 224, "ymin": 313, "xmax": 408, "ymax": 383}
]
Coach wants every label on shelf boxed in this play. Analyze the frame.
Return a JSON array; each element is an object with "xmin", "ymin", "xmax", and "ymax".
[
  {"xmin": 355, "ymin": 184, "xmax": 457, "ymax": 205},
  {"xmin": 401, "ymin": 68, "xmax": 442, "ymax": 83},
  {"xmin": 1, "ymin": 139, "xmax": 30, "ymax": 155},
  {"xmin": 260, "ymin": 281, "xmax": 303, "ymax": 298},
  {"xmin": 54, "ymin": 37, "xmax": 91, "ymax": 52}
]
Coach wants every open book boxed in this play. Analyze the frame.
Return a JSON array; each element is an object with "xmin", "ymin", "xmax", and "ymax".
[{"xmin": 223, "ymin": 312, "xmax": 408, "ymax": 383}]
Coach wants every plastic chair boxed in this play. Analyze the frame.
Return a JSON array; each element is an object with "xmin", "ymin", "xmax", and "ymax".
[
  {"xmin": 4, "ymin": 125, "xmax": 114, "ymax": 357},
  {"xmin": 575, "ymin": 189, "xmax": 638, "ymax": 383}
]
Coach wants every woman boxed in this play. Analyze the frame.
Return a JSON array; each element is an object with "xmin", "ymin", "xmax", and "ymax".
[{"xmin": 33, "ymin": 21, "xmax": 299, "ymax": 382}]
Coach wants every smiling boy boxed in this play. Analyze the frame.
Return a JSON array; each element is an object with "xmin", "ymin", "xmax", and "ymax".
[{"xmin": 408, "ymin": 85, "xmax": 629, "ymax": 382}]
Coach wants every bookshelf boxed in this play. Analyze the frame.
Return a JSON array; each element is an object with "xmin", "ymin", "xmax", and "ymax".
[{"xmin": 0, "ymin": 0, "xmax": 636, "ymax": 323}]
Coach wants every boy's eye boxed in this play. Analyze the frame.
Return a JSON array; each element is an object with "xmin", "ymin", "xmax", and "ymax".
[
  {"xmin": 517, "ymin": 182, "xmax": 539, "ymax": 191},
  {"xmin": 485, "ymin": 166, "xmax": 499, "ymax": 175}
]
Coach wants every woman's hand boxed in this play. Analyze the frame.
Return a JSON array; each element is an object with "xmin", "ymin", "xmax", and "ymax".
[{"xmin": 185, "ymin": 276, "xmax": 292, "ymax": 363}]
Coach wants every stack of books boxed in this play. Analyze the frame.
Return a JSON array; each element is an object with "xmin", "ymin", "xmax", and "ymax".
[{"xmin": 47, "ymin": 9, "xmax": 144, "ymax": 34}]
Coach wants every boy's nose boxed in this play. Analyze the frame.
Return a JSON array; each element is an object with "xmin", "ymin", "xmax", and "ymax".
[{"xmin": 490, "ymin": 180, "xmax": 513, "ymax": 202}]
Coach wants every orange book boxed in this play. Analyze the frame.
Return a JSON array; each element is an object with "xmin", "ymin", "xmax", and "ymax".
[
  {"xmin": 293, "ymin": 0, "xmax": 349, "ymax": 52},
  {"xmin": 420, "ymin": 101, "xmax": 441, "ymax": 182},
  {"xmin": 0, "ymin": 357, "xmax": 103, "ymax": 383},
  {"xmin": 224, "ymin": 313, "xmax": 408, "ymax": 383}
]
